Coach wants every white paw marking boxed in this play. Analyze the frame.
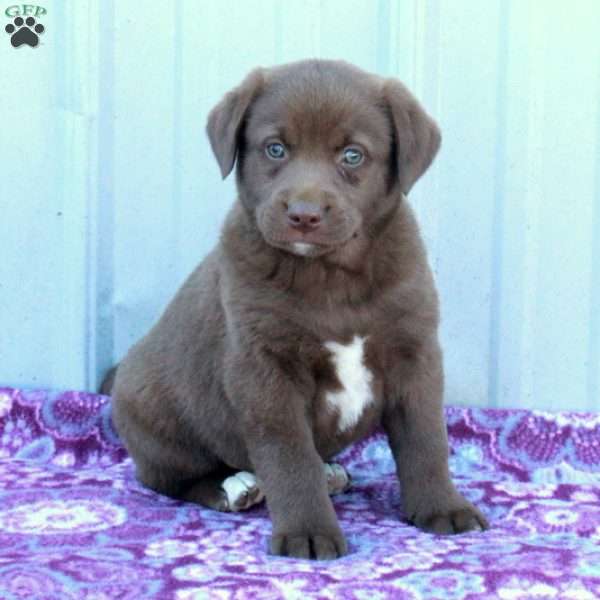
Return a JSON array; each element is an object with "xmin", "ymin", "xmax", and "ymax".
[
  {"xmin": 324, "ymin": 462, "xmax": 351, "ymax": 494},
  {"xmin": 324, "ymin": 336, "xmax": 374, "ymax": 432},
  {"xmin": 221, "ymin": 471, "xmax": 264, "ymax": 512},
  {"xmin": 292, "ymin": 242, "xmax": 314, "ymax": 256}
]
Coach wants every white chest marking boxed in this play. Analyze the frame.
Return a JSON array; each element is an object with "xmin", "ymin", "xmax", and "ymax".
[{"xmin": 324, "ymin": 336, "xmax": 374, "ymax": 432}]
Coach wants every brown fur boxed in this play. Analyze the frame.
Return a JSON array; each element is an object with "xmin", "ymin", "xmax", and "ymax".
[{"xmin": 106, "ymin": 59, "xmax": 488, "ymax": 560}]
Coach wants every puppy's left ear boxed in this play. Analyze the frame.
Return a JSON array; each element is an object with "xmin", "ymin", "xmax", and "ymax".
[
  {"xmin": 383, "ymin": 80, "xmax": 441, "ymax": 194},
  {"xmin": 206, "ymin": 68, "xmax": 265, "ymax": 179}
]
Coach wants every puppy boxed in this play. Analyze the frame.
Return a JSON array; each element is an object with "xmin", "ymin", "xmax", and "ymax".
[{"xmin": 106, "ymin": 59, "xmax": 488, "ymax": 560}]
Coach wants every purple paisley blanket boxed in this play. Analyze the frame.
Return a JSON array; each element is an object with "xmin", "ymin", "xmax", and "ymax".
[{"xmin": 0, "ymin": 387, "xmax": 599, "ymax": 599}]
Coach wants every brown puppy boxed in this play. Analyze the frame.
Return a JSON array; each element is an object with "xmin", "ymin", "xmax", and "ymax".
[{"xmin": 107, "ymin": 59, "xmax": 488, "ymax": 560}]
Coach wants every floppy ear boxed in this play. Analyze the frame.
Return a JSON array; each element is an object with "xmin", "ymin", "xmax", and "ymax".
[
  {"xmin": 382, "ymin": 80, "xmax": 441, "ymax": 194},
  {"xmin": 206, "ymin": 68, "xmax": 265, "ymax": 179}
]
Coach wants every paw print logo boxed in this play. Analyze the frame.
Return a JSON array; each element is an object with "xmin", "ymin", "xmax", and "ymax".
[{"xmin": 5, "ymin": 16, "xmax": 45, "ymax": 48}]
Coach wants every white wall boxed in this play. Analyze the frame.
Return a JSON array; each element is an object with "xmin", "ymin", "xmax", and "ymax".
[{"xmin": 1, "ymin": 0, "xmax": 599, "ymax": 411}]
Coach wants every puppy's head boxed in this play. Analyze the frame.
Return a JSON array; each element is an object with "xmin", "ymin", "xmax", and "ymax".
[{"xmin": 207, "ymin": 60, "xmax": 440, "ymax": 258}]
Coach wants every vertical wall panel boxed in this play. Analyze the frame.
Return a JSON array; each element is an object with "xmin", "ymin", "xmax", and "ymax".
[
  {"xmin": 417, "ymin": 0, "xmax": 504, "ymax": 407},
  {"xmin": 0, "ymin": 0, "xmax": 97, "ymax": 390},
  {"xmin": 493, "ymin": 0, "xmax": 600, "ymax": 411},
  {"xmin": 528, "ymin": 2, "xmax": 599, "ymax": 411},
  {"xmin": 89, "ymin": 0, "xmax": 115, "ymax": 389},
  {"xmin": 1, "ymin": 0, "xmax": 599, "ymax": 411},
  {"xmin": 111, "ymin": 2, "xmax": 179, "ymax": 357}
]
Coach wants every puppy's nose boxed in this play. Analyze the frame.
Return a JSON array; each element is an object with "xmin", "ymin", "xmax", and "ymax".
[{"xmin": 286, "ymin": 201, "xmax": 322, "ymax": 231}]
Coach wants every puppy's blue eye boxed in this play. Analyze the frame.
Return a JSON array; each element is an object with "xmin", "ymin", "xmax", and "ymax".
[
  {"xmin": 266, "ymin": 142, "xmax": 286, "ymax": 160},
  {"xmin": 342, "ymin": 147, "xmax": 364, "ymax": 167}
]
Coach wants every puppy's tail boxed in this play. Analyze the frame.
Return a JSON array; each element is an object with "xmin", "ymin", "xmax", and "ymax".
[{"xmin": 99, "ymin": 365, "xmax": 119, "ymax": 396}]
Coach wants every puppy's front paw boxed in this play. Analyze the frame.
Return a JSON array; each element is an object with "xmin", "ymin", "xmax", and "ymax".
[
  {"xmin": 270, "ymin": 528, "xmax": 348, "ymax": 560},
  {"xmin": 409, "ymin": 495, "xmax": 489, "ymax": 535}
]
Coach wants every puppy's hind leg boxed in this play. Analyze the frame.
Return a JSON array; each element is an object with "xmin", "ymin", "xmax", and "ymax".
[
  {"xmin": 133, "ymin": 449, "xmax": 231, "ymax": 511},
  {"xmin": 182, "ymin": 463, "xmax": 351, "ymax": 513},
  {"xmin": 134, "ymin": 447, "xmax": 265, "ymax": 513},
  {"xmin": 137, "ymin": 453, "xmax": 350, "ymax": 513},
  {"xmin": 324, "ymin": 463, "xmax": 352, "ymax": 495},
  {"xmin": 183, "ymin": 463, "xmax": 350, "ymax": 513},
  {"xmin": 183, "ymin": 470, "xmax": 265, "ymax": 512},
  {"xmin": 186, "ymin": 463, "xmax": 350, "ymax": 512}
]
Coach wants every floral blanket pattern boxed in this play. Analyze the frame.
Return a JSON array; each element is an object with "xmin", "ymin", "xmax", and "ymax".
[{"xmin": 0, "ymin": 387, "xmax": 599, "ymax": 599}]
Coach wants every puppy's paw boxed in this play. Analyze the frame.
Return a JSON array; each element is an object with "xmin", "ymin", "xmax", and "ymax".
[
  {"xmin": 221, "ymin": 471, "xmax": 265, "ymax": 512},
  {"xmin": 324, "ymin": 463, "xmax": 351, "ymax": 495},
  {"xmin": 409, "ymin": 496, "xmax": 489, "ymax": 535},
  {"xmin": 270, "ymin": 528, "xmax": 348, "ymax": 560}
]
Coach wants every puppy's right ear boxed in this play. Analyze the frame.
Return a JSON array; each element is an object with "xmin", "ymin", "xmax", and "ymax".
[
  {"xmin": 206, "ymin": 68, "xmax": 265, "ymax": 179},
  {"xmin": 382, "ymin": 79, "xmax": 441, "ymax": 194}
]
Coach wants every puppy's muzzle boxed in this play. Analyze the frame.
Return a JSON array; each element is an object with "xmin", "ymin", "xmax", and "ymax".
[
  {"xmin": 285, "ymin": 200, "xmax": 327, "ymax": 233},
  {"xmin": 257, "ymin": 186, "xmax": 358, "ymax": 255}
]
